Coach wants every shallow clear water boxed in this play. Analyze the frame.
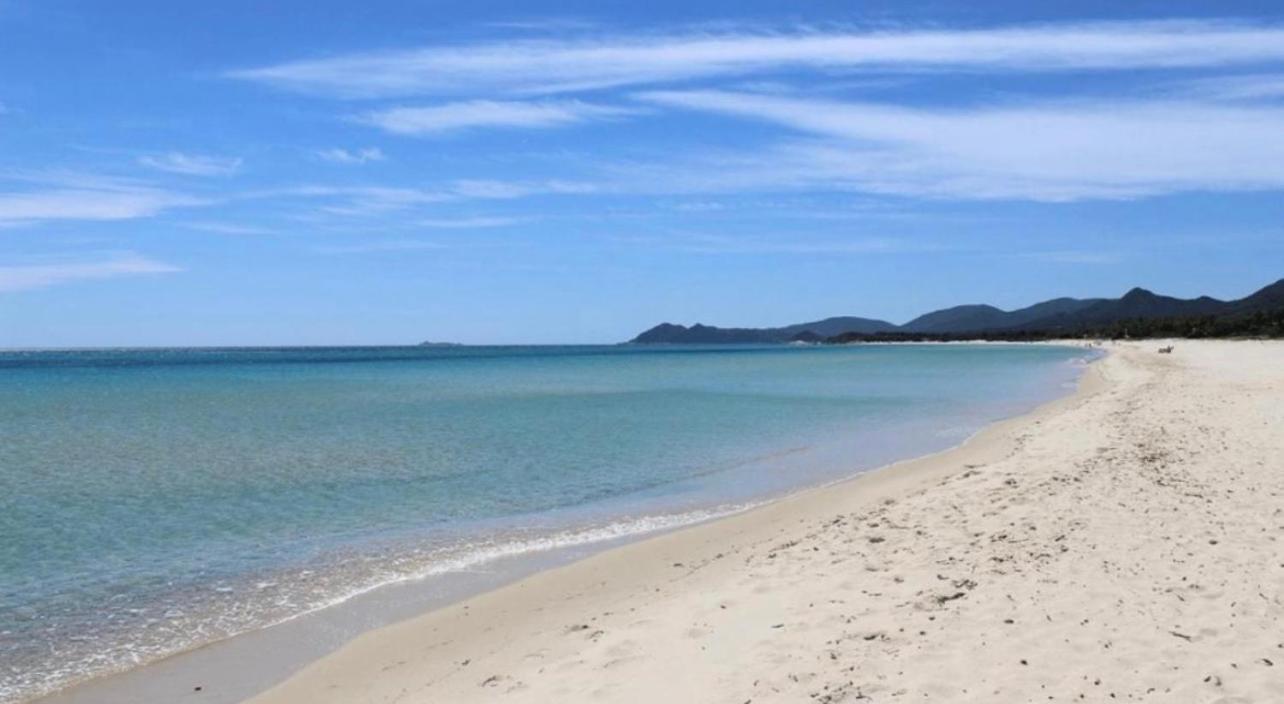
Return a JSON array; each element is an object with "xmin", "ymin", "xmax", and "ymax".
[{"xmin": 0, "ymin": 344, "xmax": 1092, "ymax": 701}]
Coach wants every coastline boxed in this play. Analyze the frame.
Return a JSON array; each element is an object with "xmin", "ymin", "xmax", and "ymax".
[
  {"xmin": 43, "ymin": 339, "xmax": 1284, "ymax": 703},
  {"xmin": 241, "ymin": 339, "xmax": 1282, "ymax": 702},
  {"xmin": 28, "ymin": 342, "xmax": 1095, "ymax": 704}
]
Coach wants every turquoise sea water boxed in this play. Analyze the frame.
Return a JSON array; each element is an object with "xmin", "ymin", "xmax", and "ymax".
[{"xmin": 0, "ymin": 344, "xmax": 1093, "ymax": 701}]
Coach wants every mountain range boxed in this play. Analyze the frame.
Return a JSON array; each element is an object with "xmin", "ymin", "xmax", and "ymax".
[{"xmin": 630, "ymin": 278, "xmax": 1284, "ymax": 343}]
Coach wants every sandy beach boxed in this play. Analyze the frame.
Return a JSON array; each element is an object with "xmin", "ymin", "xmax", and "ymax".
[
  {"xmin": 12, "ymin": 4, "xmax": 1284, "ymax": 701},
  {"xmin": 231, "ymin": 340, "xmax": 1283, "ymax": 703}
]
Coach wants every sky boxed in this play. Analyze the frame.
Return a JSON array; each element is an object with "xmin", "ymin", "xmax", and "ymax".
[{"xmin": 2, "ymin": 0, "xmax": 1284, "ymax": 346}]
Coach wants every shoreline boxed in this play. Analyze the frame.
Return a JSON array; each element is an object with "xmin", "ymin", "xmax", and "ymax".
[
  {"xmin": 230, "ymin": 345, "xmax": 1104, "ymax": 702},
  {"xmin": 239, "ymin": 339, "xmax": 1282, "ymax": 702},
  {"xmin": 28, "ymin": 343, "xmax": 1098, "ymax": 704}
]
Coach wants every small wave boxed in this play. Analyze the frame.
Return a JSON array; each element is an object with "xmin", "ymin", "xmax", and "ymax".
[
  {"xmin": 0, "ymin": 503, "xmax": 757, "ymax": 704},
  {"xmin": 295, "ymin": 502, "xmax": 758, "ymax": 618}
]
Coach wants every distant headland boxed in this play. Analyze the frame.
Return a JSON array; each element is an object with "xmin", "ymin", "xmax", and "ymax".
[{"xmin": 630, "ymin": 278, "xmax": 1284, "ymax": 343}]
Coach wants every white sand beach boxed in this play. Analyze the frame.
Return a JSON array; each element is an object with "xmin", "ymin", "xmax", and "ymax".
[{"xmin": 238, "ymin": 340, "xmax": 1283, "ymax": 703}]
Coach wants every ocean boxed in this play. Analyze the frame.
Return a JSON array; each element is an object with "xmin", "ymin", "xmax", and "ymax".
[{"xmin": 0, "ymin": 343, "xmax": 1094, "ymax": 701}]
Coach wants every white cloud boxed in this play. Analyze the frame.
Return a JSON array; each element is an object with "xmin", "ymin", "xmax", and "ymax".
[
  {"xmin": 621, "ymin": 231, "xmax": 942, "ymax": 255},
  {"xmin": 358, "ymin": 100, "xmax": 632, "ymax": 135},
  {"xmin": 0, "ymin": 187, "xmax": 200, "ymax": 225},
  {"xmin": 228, "ymin": 21, "xmax": 1284, "ymax": 98},
  {"xmin": 314, "ymin": 239, "xmax": 447, "ymax": 254},
  {"xmin": 417, "ymin": 215, "xmax": 527, "ymax": 228},
  {"xmin": 1181, "ymin": 73, "xmax": 1284, "ymax": 101},
  {"xmin": 636, "ymin": 90, "xmax": 1284, "ymax": 201},
  {"xmin": 0, "ymin": 254, "xmax": 181, "ymax": 292},
  {"xmin": 264, "ymin": 184, "xmax": 454, "ymax": 216},
  {"xmin": 138, "ymin": 152, "xmax": 242, "ymax": 176},
  {"xmin": 182, "ymin": 221, "xmax": 278, "ymax": 235},
  {"xmin": 266, "ymin": 179, "xmax": 596, "ymax": 216},
  {"xmin": 449, "ymin": 178, "xmax": 596, "ymax": 199},
  {"xmin": 316, "ymin": 147, "xmax": 386, "ymax": 164},
  {"xmin": 483, "ymin": 18, "xmax": 603, "ymax": 32}
]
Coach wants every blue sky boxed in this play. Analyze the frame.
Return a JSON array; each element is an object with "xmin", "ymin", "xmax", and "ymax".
[{"xmin": 3, "ymin": 1, "xmax": 1284, "ymax": 346}]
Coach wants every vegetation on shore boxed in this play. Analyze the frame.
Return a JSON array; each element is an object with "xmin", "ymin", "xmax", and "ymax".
[
  {"xmin": 823, "ymin": 306, "xmax": 1284, "ymax": 343},
  {"xmin": 632, "ymin": 278, "xmax": 1284, "ymax": 344}
]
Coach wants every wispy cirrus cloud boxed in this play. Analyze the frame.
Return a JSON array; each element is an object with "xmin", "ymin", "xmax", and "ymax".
[
  {"xmin": 316, "ymin": 147, "xmax": 386, "ymax": 164},
  {"xmin": 228, "ymin": 21, "xmax": 1284, "ymax": 98},
  {"xmin": 358, "ymin": 100, "xmax": 634, "ymax": 135},
  {"xmin": 313, "ymin": 239, "xmax": 447, "ymax": 254},
  {"xmin": 0, "ymin": 187, "xmax": 201, "ymax": 226},
  {"xmin": 182, "ymin": 221, "xmax": 279, "ymax": 235},
  {"xmin": 617, "ymin": 231, "xmax": 945, "ymax": 255},
  {"xmin": 483, "ymin": 17, "xmax": 603, "ymax": 32},
  {"xmin": 275, "ymin": 184, "xmax": 452, "ymax": 214},
  {"xmin": 138, "ymin": 152, "xmax": 243, "ymax": 176},
  {"xmin": 417, "ymin": 215, "xmax": 528, "ymax": 228},
  {"xmin": 0, "ymin": 170, "xmax": 207, "ymax": 227},
  {"xmin": 636, "ymin": 90, "xmax": 1284, "ymax": 201},
  {"xmin": 0, "ymin": 254, "xmax": 181, "ymax": 292},
  {"xmin": 268, "ymin": 179, "xmax": 596, "ymax": 216},
  {"xmin": 1179, "ymin": 73, "xmax": 1284, "ymax": 101}
]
